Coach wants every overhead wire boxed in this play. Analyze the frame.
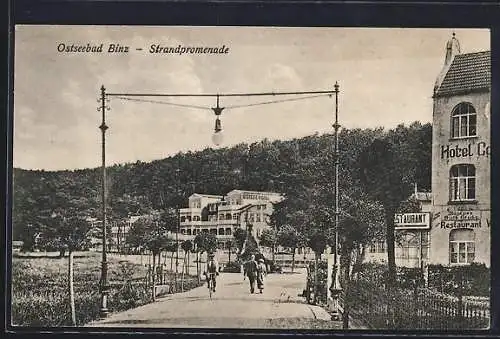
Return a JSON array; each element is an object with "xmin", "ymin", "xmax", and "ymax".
[
  {"xmin": 113, "ymin": 96, "xmax": 209, "ymax": 111},
  {"xmin": 112, "ymin": 93, "xmax": 331, "ymax": 112}
]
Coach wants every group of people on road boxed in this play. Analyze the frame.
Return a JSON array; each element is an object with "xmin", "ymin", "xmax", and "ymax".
[
  {"xmin": 243, "ymin": 254, "xmax": 267, "ymax": 294},
  {"xmin": 203, "ymin": 253, "xmax": 268, "ymax": 295}
]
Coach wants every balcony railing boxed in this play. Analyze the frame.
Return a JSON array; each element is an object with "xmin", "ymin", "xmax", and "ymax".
[{"xmin": 179, "ymin": 207, "xmax": 202, "ymax": 214}]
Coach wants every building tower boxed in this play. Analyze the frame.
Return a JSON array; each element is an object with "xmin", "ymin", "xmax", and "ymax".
[{"xmin": 430, "ymin": 33, "xmax": 491, "ymax": 267}]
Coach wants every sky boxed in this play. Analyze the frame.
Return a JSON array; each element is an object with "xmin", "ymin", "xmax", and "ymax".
[{"xmin": 13, "ymin": 26, "xmax": 490, "ymax": 171}]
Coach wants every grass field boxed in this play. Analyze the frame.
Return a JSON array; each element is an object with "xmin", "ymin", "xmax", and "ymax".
[{"xmin": 10, "ymin": 251, "xmax": 200, "ymax": 327}]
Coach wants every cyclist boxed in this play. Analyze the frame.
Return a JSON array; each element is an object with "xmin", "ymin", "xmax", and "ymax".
[{"xmin": 204, "ymin": 253, "xmax": 219, "ymax": 292}]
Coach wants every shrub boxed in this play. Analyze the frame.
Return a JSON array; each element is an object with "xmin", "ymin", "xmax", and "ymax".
[
  {"xmin": 396, "ymin": 267, "xmax": 424, "ymax": 289},
  {"xmin": 307, "ymin": 261, "xmax": 328, "ymax": 306},
  {"xmin": 427, "ymin": 263, "xmax": 490, "ymax": 297}
]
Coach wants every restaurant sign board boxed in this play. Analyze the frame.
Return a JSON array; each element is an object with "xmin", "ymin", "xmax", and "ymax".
[{"xmin": 394, "ymin": 212, "xmax": 431, "ymax": 230}]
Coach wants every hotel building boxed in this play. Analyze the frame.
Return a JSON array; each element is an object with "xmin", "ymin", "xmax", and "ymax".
[
  {"xmin": 430, "ymin": 34, "xmax": 491, "ymax": 267},
  {"xmin": 178, "ymin": 190, "xmax": 284, "ymax": 249},
  {"xmin": 365, "ymin": 33, "xmax": 490, "ymax": 269}
]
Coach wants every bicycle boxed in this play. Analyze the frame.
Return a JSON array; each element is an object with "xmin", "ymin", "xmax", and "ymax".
[{"xmin": 205, "ymin": 272, "xmax": 216, "ymax": 299}]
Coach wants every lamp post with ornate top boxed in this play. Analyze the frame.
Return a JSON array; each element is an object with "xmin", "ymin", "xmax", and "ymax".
[
  {"xmin": 328, "ymin": 82, "xmax": 343, "ymax": 321},
  {"xmin": 97, "ymin": 85, "xmax": 110, "ymax": 318}
]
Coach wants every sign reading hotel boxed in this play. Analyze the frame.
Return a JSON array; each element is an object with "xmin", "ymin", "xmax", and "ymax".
[
  {"xmin": 394, "ymin": 212, "xmax": 431, "ymax": 230},
  {"xmin": 441, "ymin": 142, "xmax": 490, "ymax": 160}
]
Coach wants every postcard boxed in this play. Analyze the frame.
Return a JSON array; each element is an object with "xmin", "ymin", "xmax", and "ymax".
[{"xmin": 10, "ymin": 25, "xmax": 491, "ymax": 331}]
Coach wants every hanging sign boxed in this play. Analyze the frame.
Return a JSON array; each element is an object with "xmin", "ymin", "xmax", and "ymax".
[{"xmin": 394, "ymin": 212, "xmax": 431, "ymax": 230}]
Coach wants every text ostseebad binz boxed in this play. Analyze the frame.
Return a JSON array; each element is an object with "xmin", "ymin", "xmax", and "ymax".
[{"xmin": 57, "ymin": 43, "xmax": 129, "ymax": 53}]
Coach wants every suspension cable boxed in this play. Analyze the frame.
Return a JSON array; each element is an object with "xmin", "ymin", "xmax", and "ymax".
[
  {"xmin": 107, "ymin": 89, "xmax": 337, "ymax": 98},
  {"xmin": 112, "ymin": 93, "xmax": 331, "ymax": 112}
]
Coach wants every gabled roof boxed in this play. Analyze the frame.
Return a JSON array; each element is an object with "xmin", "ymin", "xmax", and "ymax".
[{"xmin": 434, "ymin": 51, "xmax": 490, "ymax": 97}]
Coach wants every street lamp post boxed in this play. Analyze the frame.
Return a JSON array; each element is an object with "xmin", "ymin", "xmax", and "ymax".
[
  {"xmin": 98, "ymin": 85, "xmax": 109, "ymax": 318},
  {"xmin": 329, "ymin": 82, "xmax": 343, "ymax": 321},
  {"xmin": 174, "ymin": 168, "xmax": 181, "ymax": 292},
  {"xmin": 175, "ymin": 206, "xmax": 180, "ymax": 292}
]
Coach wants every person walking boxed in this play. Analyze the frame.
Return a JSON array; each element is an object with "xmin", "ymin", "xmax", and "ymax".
[
  {"xmin": 243, "ymin": 254, "xmax": 258, "ymax": 294},
  {"xmin": 256, "ymin": 258, "xmax": 267, "ymax": 294}
]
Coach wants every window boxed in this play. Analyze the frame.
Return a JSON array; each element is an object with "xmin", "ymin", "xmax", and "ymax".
[
  {"xmin": 451, "ymin": 103, "xmax": 477, "ymax": 139},
  {"xmin": 449, "ymin": 229, "xmax": 475, "ymax": 264},
  {"xmin": 256, "ymin": 214, "xmax": 261, "ymax": 222},
  {"xmin": 450, "ymin": 164, "xmax": 476, "ymax": 201}
]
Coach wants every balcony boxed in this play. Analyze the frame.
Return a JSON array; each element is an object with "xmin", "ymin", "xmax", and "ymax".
[
  {"xmin": 217, "ymin": 204, "xmax": 244, "ymax": 211},
  {"xmin": 180, "ymin": 220, "xmax": 218, "ymax": 228},
  {"xmin": 217, "ymin": 219, "xmax": 239, "ymax": 226},
  {"xmin": 179, "ymin": 207, "xmax": 202, "ymax": 214}
]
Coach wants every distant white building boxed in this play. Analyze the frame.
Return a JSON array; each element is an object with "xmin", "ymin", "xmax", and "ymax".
[{"xmin": 179, "ymin": 189, "xmax": 284, "ymax": 249}]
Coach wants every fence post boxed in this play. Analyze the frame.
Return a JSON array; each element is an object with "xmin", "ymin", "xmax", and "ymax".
[
  {"xmin": 456, "ymin": 268, "xmax": 464, "ymax": 329},
  {"xmin": 413, "ymin": 282, "xmax": 419, "ymax": 329}
]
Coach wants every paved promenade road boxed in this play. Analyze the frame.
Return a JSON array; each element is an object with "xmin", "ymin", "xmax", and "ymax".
[{"xmin": 87, "ymin": 269, "xmax": 341, "ymax": 329}]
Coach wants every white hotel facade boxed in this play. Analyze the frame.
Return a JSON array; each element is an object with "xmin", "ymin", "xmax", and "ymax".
[{"xmin": 178, "ymin": 190, "xmax": 284, "ymax": 249}]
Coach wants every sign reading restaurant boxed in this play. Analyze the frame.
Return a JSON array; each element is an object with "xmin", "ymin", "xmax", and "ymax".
[
  {"xmin": 394, "ymin": 212, "xmax": 431, "ymax": 230},
  {"xmin": 440, "ymin": 209, "xmax": 482, "ymax": 229}
]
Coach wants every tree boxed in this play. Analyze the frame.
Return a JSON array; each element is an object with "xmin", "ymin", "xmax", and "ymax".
[
  {"xmin": 340, "ymin": 192, "xmax": 388, "ymax": 328},
  {"xmin": 360, "ymin": 139, "xmax": 402, "ymax": 287},
  {"xmin": 125, "ymin": 213, "xmax": 172, "ymax": 301},
  {"xmin": 239, "ymin": 224, "xmax": 262, "ymax": 261},
  {"xmin": 191, "ymin": 243, "xmax": 201, "ymax": 283},
  {"xmin": 194, "ymin": 232, "xmax": 218, "ymax": 263},
  {"xmin": 46, "ymin": 214, "xmax": 91, "ymax": 326},
  {"xmin": 259, "ymin": 228, "xmax": 278, "ymax": 262},
  {"xmin": 193, "ymin": 233, "xmax": 218, "ymax": 283},
  {"xmin": 359, "ymin": 122, "xmax": 431, "ymax": 285},
  {"xmin": 164, "ymin": 241, "xmax": 178, "ymax": 273},
  {"xmin": 307, "ymin": 230, "xmax": 328, "ymax": 305},
  {"xmin": 181, "ymin": 240, "xmax": 193, "ymax": 274},
  {"xmin": 226, "ymin": 239, "xmax": 237, "ymax": 264},
  {"xmin": 277, "ymin": 225, "xmax": 305, "ymax": 273},
  {"xmin": 181, "ymin": 240, "xmax": 193, "ymax": 291},
  {"xmin": 233, "ymin": 228, "xmax": 247, "ymax": 257}
]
